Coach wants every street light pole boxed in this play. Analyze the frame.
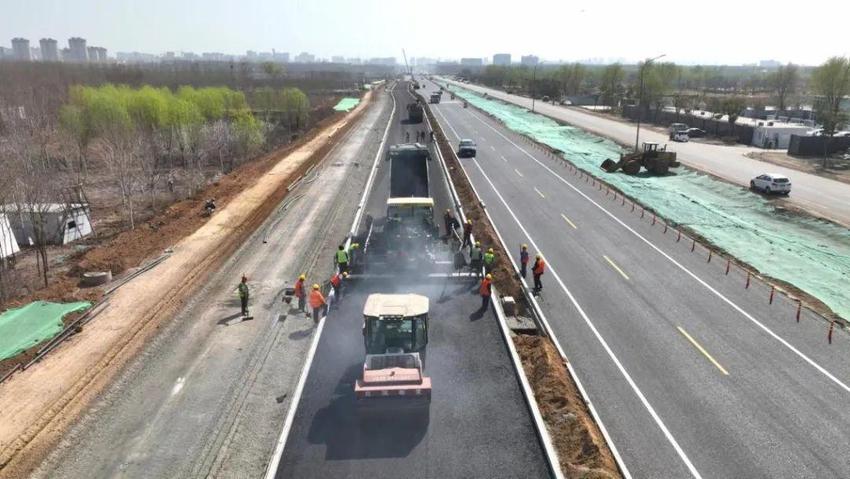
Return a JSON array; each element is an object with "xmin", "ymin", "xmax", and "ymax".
[
  {"xmin": 634, "ymin": 54, "xmax": 666, "ymax": 152},
  {"xmin": 531, "ymin": 61, "xmax": 545, "ymax": 113}
]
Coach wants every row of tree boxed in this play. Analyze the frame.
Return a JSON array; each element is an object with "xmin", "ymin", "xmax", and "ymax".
[
  {"xmin": 467, "ymin": 58, "xmax": 850, "ymax": 134},
  {"xmin": 0, "ymin": 83, "xmax": 313, "ymax": 302}
]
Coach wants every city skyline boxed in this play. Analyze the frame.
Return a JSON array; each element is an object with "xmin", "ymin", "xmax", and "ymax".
[{"xmin": 2, "ymin": 0, "xmax": 849, "ymax": 66}]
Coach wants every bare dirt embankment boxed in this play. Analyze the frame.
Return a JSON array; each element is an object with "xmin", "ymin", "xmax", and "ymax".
[
  {"xmin": 421, "ymin": 95, "xmax": 621, "ymax": 479},
  {"xmin": 0, "ymin": 90, "xmax": 375, "ymax": 479}
]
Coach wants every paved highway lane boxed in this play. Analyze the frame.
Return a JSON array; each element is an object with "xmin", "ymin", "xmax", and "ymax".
[
  {"xmin": 276, "ymin": 82, "xmax": 550, "ymax": 479},
  {"xmin": 276, "ymin": 279, "xmax": 549, "ymax": 479},
  {"xmin": 438, "ymin": 78, "xmax": 850, "ymax": 227},
  {"xmin": 424, "ymin": 82, "xmax": 850, "ymax": 478}
]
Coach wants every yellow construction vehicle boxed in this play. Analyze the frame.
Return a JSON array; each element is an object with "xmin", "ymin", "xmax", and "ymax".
[{"xmin": 601, "ymin": 142, "xmax": 680, "ymax": 175}]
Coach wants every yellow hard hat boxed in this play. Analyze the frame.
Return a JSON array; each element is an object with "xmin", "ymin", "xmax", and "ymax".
[
  {"xmin": 521, "ymin": 244, "xmax": 528, "ymax": 249},
  {"xmin": 299, "ymin": 274, "xmax": 306, "ymax": 280},
  {"xmin": 488, "ymin": 248, "xmax": 494, "ymax": 253},
  {"xmin": 475, "ymin": 241, "xmax": 481, "ymax": 246},
  {"xmin": 312, "ymin": 284, "xmax": 320, "ymax": 290},
  {"xmin": 343, "ymin": 272, "xmax": 349, "ymax": 277},
  {"xmin": 486, "ymin": 274, "xmax": 492, "ymax": 279},
  {"xmin": 536, "ymin": 254, "xmax": 542, "ymax": 259}
]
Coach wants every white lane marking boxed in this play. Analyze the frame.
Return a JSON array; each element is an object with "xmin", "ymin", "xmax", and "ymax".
[
  {"xmin": 561, "ymin": 213, "xmax": 577, "ymax": 229},
  {"xmin": 515, "ymin": 168, "xmax": 524, "ymax": 178},
  {"xmin": 467, "ymin": 156, "xmax": 702, "ymax": 478},
  {"xmin": 534, "ymin": 187, "xmax": 546, "ymax": 199},
  {"xmin": 170, "ymin": 377, "xmax": 185, "ymax": 396},
  {"xmin": 468, "ymin": 109, "xmax": 850, "ymax": 394},
  {"xmin": 500, "ymin": 155, "xmax": 508, "ymax": 162},
  {"xmin": 490, "ymin": 145, "xmax": 496, "ymax": 151}
]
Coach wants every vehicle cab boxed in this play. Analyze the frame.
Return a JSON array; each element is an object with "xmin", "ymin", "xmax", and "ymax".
[{"xmin": 362, "ymin": 293, "xmax": 429, "ymax": 355}]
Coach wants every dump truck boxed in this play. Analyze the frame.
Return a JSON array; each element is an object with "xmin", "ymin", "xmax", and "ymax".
[
  {"xmin": 601, "ymin": 142, "xmax": 680, "ymax": 175},
  {"xmin": 406, "ymin": 101, "xmax": 424, "ymax": 123},
  {"xmin": 359, "ymin": 143, "xmax": 440, "ymax": 270},
  {"xmin": 355, "ymin": 293, "xmax": 431, "ymax": 413},
  {"xmin": 429, "ymin": 92, "xmax": 441, "ymax": 104}
]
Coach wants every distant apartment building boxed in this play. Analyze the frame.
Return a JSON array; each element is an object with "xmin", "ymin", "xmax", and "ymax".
[
  {"xmin": 331, "ymin": 56, "xmax": 345, "ymax": 63},
  {"xmin": 11, "ymin": 38, "xmax": 31, "ymax": 61},
  {"xmin": 493, "ymin": 53, "xmax": 511, "ymax": 66},
  {"xmin": 367, "ymin": 57, "xmax": 396, "ymax": 66},
  {"xmin": 40, "ymin": 38, "xmax": 59, "ymax": 61},
  {"xmin": 68, "ymin": 37, "xmax": 88, "ymax": 62},
  {"xmin": 202, "ymin": 52, "xmax": 227, "ymax": 62},
  {"xmin": 759, "ymin": 59, "xmax": 781, "ymax": 68},
  {"xmin": 272, "ymin": 51, "xmax": 289, "ymax": 63},
  {"xmin": 294, "ymin": 52, "xmax": 316, "ymax": 63},
  {"xmin": 86, "ymin": 46, "xmax": 107, "ymax": 62},
  {"xmin": 0, "ymin": 47, "xmax": 9, "ymax": 61},
  {"xmin": 460, "ymin": 57, "xmax": 484, "ymax": 66},
  {"xmin": 520, "ymin": 54, "xmax": 539, "ymax": 66}
]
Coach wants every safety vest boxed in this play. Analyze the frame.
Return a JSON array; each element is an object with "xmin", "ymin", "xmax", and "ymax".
[
  {"xmin": 237, "ymin": 282, "xmax": 248, "ymax": 298},
  {"xmin": 309, "ymin": 290, "xmax": 326, "ymax": 308},
  {"xmin": 470, "ymin": 247, "xmax": 482, "ymax": 260},
  {"xmin": 336, "ymin": 249, "xmax": 349, "ymax": 263},
  {"xmin": 483, "ymin": 252, "xmax": 495, "ymax": 265},
  {"xmin": 330, "ymin": 274, "xmax": 341, "ymax": 288},
  {"xmin": 294, "ymin": 279, "xmax": 305, "ymax": 298},
  {"xmin": 479, "ymin": 278, "xmax": 492, "ymax": 297},
  {"xmin": 533, "ymin": 258, "xmax": 546, "ymax": 275}
]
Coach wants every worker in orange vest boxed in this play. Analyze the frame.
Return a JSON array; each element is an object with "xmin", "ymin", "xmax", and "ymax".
[
  {"xmin": 479, "ymin": 273, "xmax": 493, "ymax": 310},
  {"xmin": 293, "ymin": 274, "xmax": 307, "ymax": 312},
  {"xmin": 330, "ymin": 271, "xmax": 348, "ymax": 306},
  {"xmin": 532, "ymin": 254, "xmax": 545, "ymax": 293},
  {"xmin": 309, "ymin": 284, "xmax": 326, "ymax": 324}
]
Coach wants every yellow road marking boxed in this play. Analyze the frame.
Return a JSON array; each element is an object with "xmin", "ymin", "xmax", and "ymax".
[
  {"xmin": 560, "ymin": 213, "xmax": 577, "ymax": 229},
  {"xmin": 603, "ymin": 255, "xmax": 629, "ymax": 280},
  {"xmin": 534, "ymin": 187, "xmax": 546, "ymax": 199},
  {"xmin": 677, "ymin": 326, "xmax": 730, "ymax": 375},
  {"xmin": 514, "ymin": 168, "xmax": 524, "ymax": 177}
]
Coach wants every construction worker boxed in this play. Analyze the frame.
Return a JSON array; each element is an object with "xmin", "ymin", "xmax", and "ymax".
[
  {"xmin": 335, "ymin": 244, "xmax": 350, "ymax": 273},
  {"xmin": 430, "ymin": 131, "xmax": 435, "ymax": 142},
  {"xmin": 309, "ymin": 284, "xmax": 326, "ymax": 324},
  {"xmin": 519, "ymin": 244, "xmax": 529, "ymax": 279},
  {"xmin": 483, "ymin": 248, "xmax": 496, "ymax": 275},
  {"xmin": 405, "ymin": 131, "xmax": 410, "ymax": 142},
  {"xmin": 479, "ymin": 273, "xmax": 493, "ymax": 310},
  {"xmin": 462, "ymin": 219, "xmax": 472, "ymax": 249},
  {"xmin": 330, "ymin": 271, "xmax": 348, "ymax": 304},
  {"xmin": 236, "ymin": 275, "xmax": 249, "ymax": 317},
  {"xmin": 444, "ymin": 209, "xmax": 459, "ymax": 238},
  {"xmin": 532, "ymin": 254, "xmax": 546, "ymax": 293},
  {"xmin": 294, "ymin": 274, "xmax": 307, "ymax": 312},
  {"xmin": 469, "ymin": 241, "xmax": 483, "ymax": 277}
]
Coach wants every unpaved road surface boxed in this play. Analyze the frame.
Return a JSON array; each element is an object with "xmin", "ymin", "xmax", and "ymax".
[{"xmin": 12, "ymin": 90, "xmax": 392, "ymax": 479}]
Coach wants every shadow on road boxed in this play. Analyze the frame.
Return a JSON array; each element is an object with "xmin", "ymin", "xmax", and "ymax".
[{"xmin": 306, "ymin": 363, "xmax": 429, "ymax": 460}]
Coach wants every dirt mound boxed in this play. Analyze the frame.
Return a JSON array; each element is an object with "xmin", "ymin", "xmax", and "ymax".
[{"xmin": 515, "ymin": 335, "xmax": 618, "ymax": 478}]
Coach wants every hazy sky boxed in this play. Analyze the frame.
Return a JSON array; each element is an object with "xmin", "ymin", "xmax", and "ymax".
[{"xmin": 2, "ymin": 0, "xmax": 848, "ymax": 65}]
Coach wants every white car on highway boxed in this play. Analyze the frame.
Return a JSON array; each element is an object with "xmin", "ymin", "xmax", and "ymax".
[{"xmin": 750, "ymin": 173, "xmax": 791, "ymax": 195}]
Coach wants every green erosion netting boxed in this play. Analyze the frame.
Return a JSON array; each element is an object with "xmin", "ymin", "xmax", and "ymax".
[
  {"xmin": 451, "ymin": 86, "xmax": 850, "ymax": 320},
  {"xmin": 0, "ymin": 301, "xmax": 91, "ymax": 360},
  {"xmin": 333, "ymin": 97, "xmax": 361, "ymax": 112}
]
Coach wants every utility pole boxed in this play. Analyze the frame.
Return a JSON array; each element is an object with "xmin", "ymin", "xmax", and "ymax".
[
  {"xmin": 634, "ymin": 54, "xmax": 666, "ymax": 152},
  {"xmin": 531, "ymin": 61, "xmax": 545, "ymax": 113}
]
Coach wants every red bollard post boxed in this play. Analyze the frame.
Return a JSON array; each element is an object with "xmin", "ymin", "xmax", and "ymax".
[
  {"xmin": 796, "ymin": 301, "xmax": 802, "ymax": 322},
  {"xmin": 641, "ymin": 208, "xmax": 645, "ymax": 218},
  {"xmin": 725, "ymin": 259, "xmax": 731, "ymax": 275},
  {"xmin": 652, "ymin": 214, "xmax": 656, "ymax": 225},
  {"xmin": 745, "ymin": 272, "xmax": 751, "ymax": 289},
  {"xmin": 631, "ymin": 203, "xmax": 635, "ymax": 212},
  {"xmin": 707, "ymin": 250, "xmax": 713, "ymax": 263},
  {"xmin": 769, "ymin": 285, "xmax": 775, "ymax": 304},
  {"xmin": 622, "ymin": 196, "xmax": 625, "ymax": 206},
  {"xmin": 828, "ymin": 321, "xmax": 835, "ymax": 344},
  {"xmin": 677, "ymin": 230, "xmax": 682, "ymax": 242},
  {"xmin": 691, "ymin": 239, "xmax": 696, "ymax": 252},
  {"xmin": 663, "ymin": 223, "xmax": 668, "ymax": 234}
]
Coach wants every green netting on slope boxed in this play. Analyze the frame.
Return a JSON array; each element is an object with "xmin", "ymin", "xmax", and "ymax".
[
  {"xmin": 0, "ymin": 301, "xmax": 91, "ymax": 360},
  {"xmin": 333, "ymin": 98, "xmax": 361, "ymax": 112},
  {"xmin": 451, "ymin": 86, "xmax": 850, "ymax": 320}
]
